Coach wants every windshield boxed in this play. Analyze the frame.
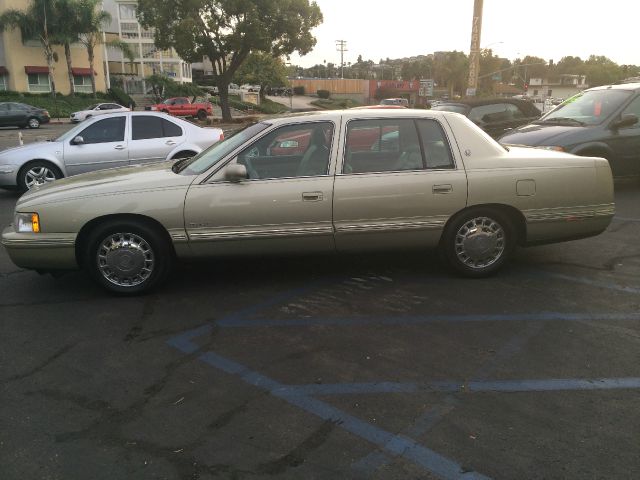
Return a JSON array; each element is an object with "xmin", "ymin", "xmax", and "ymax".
[
  {"xmin": 177, "ymin": 122, "xmax": 271, "ymax": 175},
  {"xmin": 53, "ymin": 122, "xmax": 89, "ymax": 142},
  {"xmin": 431, "ymin": 105, "xmax": 468, "ymax": 115},
  {"xmin": 87, "ymin": 104, "xmax": 100, "ymax": 110},
  {"xmin": 538, "ymin": 89, "xmax": 632, "ymax": 126}
]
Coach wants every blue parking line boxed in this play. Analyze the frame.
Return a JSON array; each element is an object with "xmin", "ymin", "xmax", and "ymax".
[
  {"xmin": 196, "ymin": 349, "xmax": 489, "ymax": 480},
  {"xmin": 277, "ymin": 377, "xmax": 640, "ymax": 395},
  {"xmin": 218, "ymin": 311, "xmax": 640, "ymax": 328}
]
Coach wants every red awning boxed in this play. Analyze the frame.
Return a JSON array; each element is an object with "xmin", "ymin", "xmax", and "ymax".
[
  {"xmin": 71, "ymin": 67, "xmax": 96, "ymax": 76},
  {"xmin": 25, "ymin": 66, "xmax": 49, "ymax": 74},
  {"xmin": 0, "ymin": 66, "xmax": 8, "ymax": 75}
]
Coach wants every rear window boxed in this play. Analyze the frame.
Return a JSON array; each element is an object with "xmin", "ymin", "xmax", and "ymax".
[{"xmin": 432, "ymin": 104, "xmax": 468, "ymax": 115}]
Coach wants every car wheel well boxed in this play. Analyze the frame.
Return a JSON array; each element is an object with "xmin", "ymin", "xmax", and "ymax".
[
  {"xmin": 443, "ymin": 204, "xmax": 527, "ymax": 247},
  {"xmin": 575, "ymin": 148, "xmax": 610, "ymax": 160},
  {"xmin": 75, "ymin": 214, "xmax": 175, "ymax": 267},
  {"xmin": 171, "ymin": 150, "xmax": 197, "ymax": 160}
]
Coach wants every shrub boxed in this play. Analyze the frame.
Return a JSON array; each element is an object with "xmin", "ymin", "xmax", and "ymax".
[
  {"xmin": 293, "ymin": 86, "xmax": 305, "ymax": 95},
  {"xmin": 317, "ymin": 89, "xmax": 330, "ymax": 99},
  {"xmin": 108, "ymin": 87, "xmax": 136, "ymax": 109}
]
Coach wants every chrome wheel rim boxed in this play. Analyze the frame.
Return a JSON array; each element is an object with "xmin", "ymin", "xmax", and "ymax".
[
  {"xmin": 28, "ymin": 118, "xmax": 39, "ymax": 128},
  {"xmin": 96, "ymin": 232, "xmax": 155, "ymax": 287},
  {"xmin": 25, "ymin": 166, "xmax": 57, "ymax": 189},
  {"xmin": 454, "ymin": 216, "xmax": 505, "ymax": 269}
]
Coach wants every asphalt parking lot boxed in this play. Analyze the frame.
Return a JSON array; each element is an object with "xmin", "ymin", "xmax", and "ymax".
[{"xmin": 0, "ymin": 126, "xmax": 639, "ymax": 479}]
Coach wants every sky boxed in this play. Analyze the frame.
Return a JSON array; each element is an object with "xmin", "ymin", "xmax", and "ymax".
[{"xmin": 289, "ymin": 0, "xmax": 640, "ymax": 68}]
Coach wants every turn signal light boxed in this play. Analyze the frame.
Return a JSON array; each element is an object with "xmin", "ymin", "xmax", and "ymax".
[{"xmin": 31, "ymin": 213, "xmax": 40, "ymax": 233}]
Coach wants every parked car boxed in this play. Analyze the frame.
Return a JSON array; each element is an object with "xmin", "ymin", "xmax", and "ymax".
[
  {"xmin": 380, "ymin": 98, "xmax": 409, "ymax": 107},
  {"xmin": 149, "ymin": 97, "xmax": 213, "ymax": 121},
  {"xmin": 0, "ymin": 111, "xmax": 224, "ymax": 192},
  {"xmin": 2, "ymin": 110, "xmax": 614, "ymax": 294},
  {"xmin": 0, "ymin": 102, "xmax": 50, "ymax": 129},
  {"xmin": 241, "ymin": 84, "xmax": 261, "ymax": 93},
  {"xmin": 499, "ymin": 83, "xmax": 640, "ymax": 177},
  {"xmin": 431, "ymin": 98, "xmax": 541, "ymax": 138},
  {"xmin": 70, "ymin": 103, "xmax": 129, "ymax": 123}
]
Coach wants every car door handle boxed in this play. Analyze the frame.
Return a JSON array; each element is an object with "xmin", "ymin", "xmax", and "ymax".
[
  {"xmin": 114, "ymin": 145, "xmax": 125, "ymax": 150},
  {"xmin": 432, "ymin": 184, "xmax": 453, "ymax": 194},
  {"xmin": 302, "ymin": 191, "xmax": 323, "ymax": 201},
  {"xmin": 165, "ymin": 140, "xmax": 176, "ymax": 145}
]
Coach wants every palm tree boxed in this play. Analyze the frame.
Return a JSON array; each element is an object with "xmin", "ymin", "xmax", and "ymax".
[
  {"xmin": 54, "ymin": 0, "xmax": 82, "ymax": 96},
  {"xmin": 0, "ymin": 0, "xmax": 63, "ymax": 97},
  {"xmin": 75, "ymin": 0, "xmax": 135, "ymax": 97}
]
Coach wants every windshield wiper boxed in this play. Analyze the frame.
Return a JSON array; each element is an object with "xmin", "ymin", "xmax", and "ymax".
[
  {"xmin": 536, "ymin": 117, "xmax": 586, "ymax": 126},
  {"xmin": 171, "ymin": 157, "xmax": 191, "ymax": 173}
]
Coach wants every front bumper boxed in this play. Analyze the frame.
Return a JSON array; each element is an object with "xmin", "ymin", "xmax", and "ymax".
[{"xmin": 1, "ymin": 226, "xmax": 78, "ymax": 270}]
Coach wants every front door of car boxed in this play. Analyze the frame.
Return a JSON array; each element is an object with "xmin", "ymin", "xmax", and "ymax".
[
  {"xmin": 129, "ymin": 115, "xmax": 185, "ymax": 165},
  {"xmin": 603, "ymin": 95, "xmax": 640, "ymax": 176},
  {"xmin": 333, "ymin": 118, "xmax": 467, "ymax": 251},
  {"xmin": 184, "ymin": 121, "xmax": 337, "ymax": 256},
  {"xmin": 62, "ymin": 116, "xmax": 128, "ymax": 175},
  {"xmin": 8, "ymin": 103, "xmax": 28, "ymax": 126},
  {"xmin": 0, "ymin": 103, "xmax": 10, "ymax": 126}
]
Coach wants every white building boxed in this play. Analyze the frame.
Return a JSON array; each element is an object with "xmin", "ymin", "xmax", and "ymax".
[
  {"xmin": 527, "ymin": 74, "xmax": 588, "ymax": 101},
  {"xmin": 101, "ymin": 0, "xmax": 192, "ymax": 94}
]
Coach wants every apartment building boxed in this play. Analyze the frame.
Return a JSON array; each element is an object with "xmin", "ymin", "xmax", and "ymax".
[
  {"xmin": 0, "ymin": 0, "xmax": 107, "ymax": 94},
  {"xmin": 102, "ymin": 0, "xmax": 192, "ymax": 94}
]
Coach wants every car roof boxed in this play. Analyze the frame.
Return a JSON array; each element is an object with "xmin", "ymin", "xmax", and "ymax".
[
  {"xmin": 587, "ymin": 82, "xmax": 640, "ymax": 92},
  {"xmin": 436, "ymin": 98, "xmax": 532, "ymax": 107},
  {"xmin": 261, "ymin": 109, "xmax": 465, "ymax": 126}
]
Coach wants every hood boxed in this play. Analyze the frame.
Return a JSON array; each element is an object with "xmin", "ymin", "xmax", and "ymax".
[
  {"xmin": 17, "ymin": 160, "xmax": 193, "ymax": 208},
  {"xmin": 499, "ymin": 123, "xmax": 587, "ymax": 146},
  {"xmin": 0, "ymin": 141, "xmax": 61, "ymax": 161}
]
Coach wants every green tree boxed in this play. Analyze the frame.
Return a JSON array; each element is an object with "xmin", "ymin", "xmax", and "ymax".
[
  {"xmin": 477, "ymin": 49, "xmax": 508, "ymax": 95},
  {"xmin": 433, "ymin": 51, "xmax": 468, "ymax": 97},
  {"xmin": 136, "ymin": 0, "xmax": 323, "ymax": 121},
  {"xmin": 74, "ymin": 0, "xmax": 135, "ymax": 97},
  {"xmin": 234, "ymin": 52, "xmax": 288, "ymax": 101},
  {"xmin": 146, "ymin": 73, "xmax": 203, "ymax": 102},
  {"xmin": 0, "ymin": 0, "xmax": 63, "ymax": 96}
]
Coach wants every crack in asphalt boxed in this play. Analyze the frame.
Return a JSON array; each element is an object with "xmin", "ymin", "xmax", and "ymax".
[{"xmin": 2, "ymin": 343, "xmax": 76, "ymax": 384}]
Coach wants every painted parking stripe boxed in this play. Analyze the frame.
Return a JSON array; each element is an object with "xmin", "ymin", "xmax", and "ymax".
[
  {"xmin": 217, "ymin": 312, "xmax": 640, "ymax": 328},
  {"xmin": 276, "ymin": 377, "xmax": 640, "ymax": 396},
  {"xmin": 197, "ymin": 350, "xmax": 489, "ymax": 480},
  {"xmin": 537, "ymin": 272, "xmax": 640, "ymax": 294}
]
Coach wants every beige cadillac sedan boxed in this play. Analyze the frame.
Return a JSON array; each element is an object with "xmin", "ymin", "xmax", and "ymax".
[{"xmin": 2, "ymin": 110, "xmax": 614, "ymax": 294}]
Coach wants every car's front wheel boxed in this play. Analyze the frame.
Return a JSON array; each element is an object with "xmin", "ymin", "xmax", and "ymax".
[
  {"xmin": 442, "ymin": 208, "xmax": 515, "ymax": 277},
  {"xmin": 85, "ymin": 221, "xmax": 172, "ymax": 295},
  {"xmin": 27, "ymin": 117, "xmax": 40, "ymax": 129},
  {"xmin": 17, "ymin": 161, "xmax": 62, "ymax": 192}
]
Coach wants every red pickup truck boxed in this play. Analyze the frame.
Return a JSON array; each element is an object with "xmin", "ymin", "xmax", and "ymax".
[{"xmin": 149, "ymin": 97, "xmax": 213, "ymax": 120}]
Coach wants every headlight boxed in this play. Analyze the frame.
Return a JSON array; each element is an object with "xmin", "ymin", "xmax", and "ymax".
[{"xmin": 15, "ymin": 212, "xmax": 40, "ymax": 233}]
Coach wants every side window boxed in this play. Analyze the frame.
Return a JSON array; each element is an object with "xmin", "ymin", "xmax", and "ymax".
[
  {"xmin": 505, "ymin": 103, "xmax": 525, "ymax": 119},
  {"xmin": 344, "ymin": 119, "xmax": 422, "ymax": 174},
  {"xmin": 132, "ymin": 115, "xmax": 164, "ymax": 140},
  {"xmin": 162, "ymin": 118, "xmax": 183, "ymax": 137},
  {"xmin": 0, "ymin": 104, "xmax": 9, "ymax": 112},
  {"xmin": 99, "ymin": 104, "xmax": 111, "ymax": 110},
  {"xmin": 416, "ymin": 119, "xmax": 454, "ymax": 169},
  {"xmin": 469, "ymin": 104, "xmax": 509, "ymax": 124},
  {"xmin": 236, "ymin": 121, "xmax": 334, "ymax": 179},
  {"xmin": 621, "ymin": 96, "xmax": 640, "ymax": 127},
  {"xmin": 79, "ymin": 116, "xmax": 125, "ymax": 144}
]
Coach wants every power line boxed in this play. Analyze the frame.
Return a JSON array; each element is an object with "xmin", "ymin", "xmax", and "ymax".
[{"xmin": 336, "ymin": 40, "xmax": 348, "ymax": 79}]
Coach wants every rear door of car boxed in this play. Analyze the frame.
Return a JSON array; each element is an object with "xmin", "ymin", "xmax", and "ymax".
[
  {"xmin": 129, "ymin": 115, "xmax": 186, "ymax": 165},
  {"xmin": 62, "ymin": 116, "xmax": 129, "ymax": 175},
  {"xmin": 333, "ymin": 117, "xmax": 467, "ymax": 251}
]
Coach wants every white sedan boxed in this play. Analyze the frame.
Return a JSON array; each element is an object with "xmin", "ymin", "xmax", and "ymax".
[
  {"xmin": 0, "ymin": 111, "xmax": 224, "ymax": 192},
  {"xmin": 70, "ymin": 103, "xmax": 129, "ymax": 123}
]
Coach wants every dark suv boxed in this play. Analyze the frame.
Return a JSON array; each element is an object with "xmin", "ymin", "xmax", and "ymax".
[
  {"xmin": 0, "ymin": 102, "xmax": 50, "ymax": 129},
  {"xmin": 431, "ymin": 98, "xmax": 541, "ymax": 138},
  {"xmin": 499, "ymin": 83, "xmax": 640, "ymax": 177}
]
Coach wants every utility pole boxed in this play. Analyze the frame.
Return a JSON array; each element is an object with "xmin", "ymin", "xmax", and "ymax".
[
  {"xmin": 466, "ymin": 0, "xmax": 483, "ymax": 96},
  {"xmin": 336, "ymin": 40, "xmax": 347, "ymax": 79}
]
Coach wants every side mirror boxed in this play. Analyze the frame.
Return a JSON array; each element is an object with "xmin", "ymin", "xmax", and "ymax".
[
  {"xmin": 224, "ymin": 164, "xmax": 248, "ymax": 182},
  {"xmin": 611, "ymin": 113, "xmax": 638, "ymax": 129},
  {"xmin": 71, "ymin": 135, "xmax": 84, "ymax": 145}
]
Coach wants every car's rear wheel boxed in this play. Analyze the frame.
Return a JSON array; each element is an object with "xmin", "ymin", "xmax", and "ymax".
[
  {"xmin": 442, "ymin": 208, "xmax": 514, "ymax": 277},
  {"xmin": 196, "ymin": 109, "xmax": 207, "ymax": 121},
  {"xmin": 27, "ymin": 117, "xmax": 40, "ymax": 129},
  {"xmin": 85, "ymin": 220, "xmax": 172, "ymax": 295},
  {"xmin": 17, "ymin": 161, "xmax": 62, "ymax": 192}
]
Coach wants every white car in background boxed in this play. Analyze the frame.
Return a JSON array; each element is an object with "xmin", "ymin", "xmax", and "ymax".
[
  {"xmin": 0, "ymin": 111, "xmax": 224, "ymax": 192},
  {"xmin": 70, "ymin": 103, "xmax": 129, "ymax": 123}
]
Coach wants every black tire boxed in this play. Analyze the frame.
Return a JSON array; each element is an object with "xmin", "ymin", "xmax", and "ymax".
[
  {"xmin": 442, "ymin": 208, "xmax": 515, "ymax": 277},
  {"xmin": 17, "ymin": 160, "xmax": 62, "ymax": 192},
  {"xmin": 196, "ymin": 109, "xmax": 207, "ymax": 121},
  {"xmin": 27, "ymin": 117, "xmax": 40, "ymax": 129},
  {"xmin": 85, "ymin": 220, "xmax": 173, "ymax": 295}
]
